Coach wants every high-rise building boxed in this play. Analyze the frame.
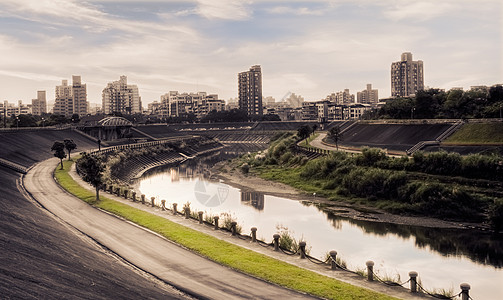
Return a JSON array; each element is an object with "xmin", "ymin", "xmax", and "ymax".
[
  {"xmin": 54, "ymin": 76, "xmax": 88, "ymax": 117},
  {"xmin": 102, "ymin": 76, "xmax": 141, "ymax": 114},
  {"xmin": 391, "ymin": 52, "xmax": 424, "ymax": 97},
  {"xmin": 238, "ymin": 65, "xmax": 263, "ymax": 116},
  {"xmin": 72, "ymin": 76, "xmax": 87, "ymax": 116},
  {"xmin": 31, "ymin": 91, "xmax": 47, "ymax": 115},
  {"xmin": 357, "ymin": 84, "xmax": 379, "ymax": 105}
]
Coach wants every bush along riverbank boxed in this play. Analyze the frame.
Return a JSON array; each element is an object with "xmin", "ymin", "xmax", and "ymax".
[{"xmin": 234, "ymin": 133, "xmax": 503, "ymax": 232}]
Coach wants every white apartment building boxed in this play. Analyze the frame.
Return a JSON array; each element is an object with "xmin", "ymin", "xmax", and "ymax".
[
  {"xmin": 160, "ymin": 91, "xmax": 225, "ymax": 119},
  {"xmin": 102, "ymin": 76, "xmax": 142, "ymax": 114}
]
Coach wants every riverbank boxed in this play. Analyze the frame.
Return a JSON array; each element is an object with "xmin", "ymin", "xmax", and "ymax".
[{"xmin": 213, "ymin": 161, "xmax": 485, "ymax": 230}]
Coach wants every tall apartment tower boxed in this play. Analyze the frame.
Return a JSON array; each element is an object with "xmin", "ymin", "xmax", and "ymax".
[
  {"xmin": 54, "ymin": 80, "xmax": 73, "ymax": 116},
  {"xmin": 357, "ymin": 84, "xmax": 379, "ymax": 105},
  {"xmin": 102, "ymin": 75, "xmax": 141, "ymax": 115},
  {"xmin": 54, "ymin": 76, "xmax": 88, "ymax": 117},
  {"xmin": 238, "ymin": 65, "xmax": 263, "ymax": 116},
  {"xmin": 31, "ymin": 91, "xmax": 47, "ymax": 115},
  {"xmin": 391, "ymin": 52, "xmax": 424, "ymax": 97},
  {"xmin": 72, "ymin": 76, "xmax": 88, "ymax": 116}
]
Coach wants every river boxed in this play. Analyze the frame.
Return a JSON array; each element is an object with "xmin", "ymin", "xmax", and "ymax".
[{"xmin": 137, "ymin": 154, "xmax": 503, "ymax": 300}]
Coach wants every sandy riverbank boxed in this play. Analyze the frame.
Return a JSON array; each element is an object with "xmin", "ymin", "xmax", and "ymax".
[{"xmin": 213, "ymin": 161, "xmax": 484, "ymax": 230}]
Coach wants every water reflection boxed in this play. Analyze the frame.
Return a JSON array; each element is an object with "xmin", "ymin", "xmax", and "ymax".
[
  {"xmin": 138, "ymin": 155, "xmax": 503, "ymax": 300},
  {"xmin": 241, "ymin": 192, "xmax": 265, "ymax": 211}
]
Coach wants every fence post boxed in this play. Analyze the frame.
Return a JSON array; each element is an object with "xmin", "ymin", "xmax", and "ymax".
[
  {"xmin": 141, "ymin": 194, "xmax": 145, "ymax": 204},
  {"xmin": 151, "ymin": 197, "xmax": 155, "ymax": 207},
  {"xmin": 251, "ymin": 227, "xmax": 257, "ymax": 242},
  {"xmin": 230, "ymin": 221, "xmax": 237, "ymax": 236},
  {"xmin": 132, "ymin": 192, "xmax": 136, "ymax": 202},
  {"xmin": 184, "ymin": 206, "xmax": 190, "ymax": 219},
  {"xmin": 409, "ymin": 271, "xmax": 418, "ymax": 293},
  {"xmin": 460, "ymin": 283, "xmax": 470, "ymax": 300},
  {"xmin": 273, "ymin": 234, "xmax": 280, "ymax": 251},
  {"xmin": 172, "ymin": 203, "xmax": 178, "ymax": 215},
  {"xmin": 161, "ymin": 200, "xmax": 166, "ymax": 211},
  {"xmin": 198, "ymin": 211, "xmax": 203, "ymax": 224},
  {"xmin": 299, "ymin": 241, "xmax": 306, "ymax": 259},
  {"xmin": 213, "ymin": 216, "xmax": 219, "ymax": 230},
  {"xmin": 366, "ymin": 261, "xmax": 374, "ymax": 281},
  {"xmin": 329, "ymin": 250, "xmax": 337, "ymax": 270}
]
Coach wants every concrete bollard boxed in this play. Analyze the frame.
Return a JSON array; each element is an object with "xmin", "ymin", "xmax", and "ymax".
[
  {"xmin": 151, "ymin": 197, "xmax": 155, "ymax": 207},
  {"xmin": 273, "ymin": 234, "xmax": 280, "ymax": 251},
  {"xmin": 230, "ymin": 221, "xmax": 237, "ymax": 236},
  {"xmin": 172, "ymin": 203, "xmax": 178, "ymax": 215},
  {"xmin": 366, "ymin": 261, "xmax": 374, "ymax": 281},
  {"xmin": 198, "ymin": 211, "xmax": 203, "ymax": 224},
  {"xmin": 141, "ymin": 194, "xmax": 145, "ymax": 204},
  {"xmin": 213, "ymin": 216, "xmax": 219, "ymax": 230},
  {"xmin": 251, "ymin": 227, "xmax": 257, "ymax": 242},
  {"xmin": 161, "ymin": 200, "xmax": 166, "ymax": 211},
  {"xmin": 299, "ymin": 241, "xmax": 307, "ymax": 259},
  {"xmin": 409, "ymin": 271, "xmax": 418, "ymax": 293},
  {"xmin": 184, "ymin": 206, "xmax": 190, "ymax": 219},
  {"xmin": 329, "ymin": 250, "xmax": 338, "ymax": 270},
  {"xmin": 460, "ymin": 283, "xmax": 470, "ymax": 300},
  {"xmin": 132, "ymin": 191, "xmax": 136, "ymax": 202}
]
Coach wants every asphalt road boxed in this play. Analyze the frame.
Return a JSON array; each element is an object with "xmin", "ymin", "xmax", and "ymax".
[{"xmin": 23, "ymin": 158, "xmax": 317, "ymax": 300}]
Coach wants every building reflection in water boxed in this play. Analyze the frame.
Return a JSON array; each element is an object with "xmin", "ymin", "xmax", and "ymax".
[{"xmin": 240, "ymin": 191, "xmax": 265, "ymax": 211}]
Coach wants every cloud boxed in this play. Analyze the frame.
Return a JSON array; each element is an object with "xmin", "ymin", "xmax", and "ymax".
[
  {"xmin": 195, "ymin": 0, "xmax": 252, "ymax": 20},
  {"xmin": 267, "ymin": 6, "xmax": 325, "ymax": 16}
]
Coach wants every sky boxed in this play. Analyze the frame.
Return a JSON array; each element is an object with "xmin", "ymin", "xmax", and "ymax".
[{"xmin": 0, "ymin": 0, "xmax": 502, "ymax": 107}]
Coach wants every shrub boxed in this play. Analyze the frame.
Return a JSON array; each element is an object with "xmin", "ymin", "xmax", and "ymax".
[
  {"xmin": 489, "ymin": 200, "xmax": 503, "ymax": 232},
  {"xmin": 356, "ymin": 148, "xmax": 388, "ymax": 167},
  {"xmin": 279, "ymin": 152, "xmax": 293, "ymax": 165},
  {"xmin": 240, "ymin": 163, "xmax": 250, "ymax": 174}
]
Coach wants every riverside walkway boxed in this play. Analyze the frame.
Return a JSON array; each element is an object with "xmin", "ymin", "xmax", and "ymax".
[
  {"xmin": 22, "ymin": 157, "xmax": 425, "ymax": 300},
  {"xmin": 22, "ymin": 158, "xmax": 317, "ymax": 300}
]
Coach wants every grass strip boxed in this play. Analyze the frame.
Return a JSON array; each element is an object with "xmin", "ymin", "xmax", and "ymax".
[
  {"xmin": 444, "ymin": 123, "xmax": 503, "ymax": 144},
  {"xmin": 54, "ymin": 160, "xmax": 397, "ymax": 300}
]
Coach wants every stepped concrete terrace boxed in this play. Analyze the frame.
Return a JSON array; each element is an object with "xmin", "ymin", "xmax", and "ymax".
[{"xmin": 339, "ymin": 121, "xmax": 454, "ymax": 153}]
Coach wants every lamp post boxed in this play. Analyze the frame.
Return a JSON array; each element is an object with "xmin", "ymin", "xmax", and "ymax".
[
  {"xmin": 41, "ymin": 117, "xmax": 45, "ymax": 128},
  {"xmin": 16, "ymin": 116, "xmax": 19, "ymax": 129},
  {"xmin": 411, "ymin": 107, "xmax": 416, "ymax": 119}
]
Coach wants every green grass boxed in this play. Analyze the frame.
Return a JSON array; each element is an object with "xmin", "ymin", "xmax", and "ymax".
[
  {"xmin": 445, "ymin": 123, "xmax": 503, "ymax": 144},
  {"xmin": 54, "ymin": 160, "xmax": 397, "ymax": 300},
  {"xmin": 299, "ymin": 133, "xmax": 320, "ymax": 148}
]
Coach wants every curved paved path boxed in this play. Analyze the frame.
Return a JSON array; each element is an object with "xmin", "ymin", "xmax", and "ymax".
[{"xmin": 22, "ymin": 158, "xmax": 316, "ymax": 300}]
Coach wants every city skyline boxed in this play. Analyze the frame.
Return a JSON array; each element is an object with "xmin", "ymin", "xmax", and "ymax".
[{"xmin": 0, "ymin": 0, "xmax": 501, "ymax": 106}]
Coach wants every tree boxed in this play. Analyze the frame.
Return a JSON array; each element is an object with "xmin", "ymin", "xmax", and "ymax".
[
  {"xmin": 297, "ymin": 124, "xmax": 311, "ymax": 140},
  {"xmin": 64, "ymin": 139, "xmax": 77, "ymax": 161},
  {"xmin": 312, "ymin": 124, "xmax": 318, "ymax": 135},
  {"xmin": 328, "ymin": 125, "xmax": 343, "ymax": 150},
  {"xmin": 51, "ymin": 141, "xmax": 66, "ymax": 169},
  {"xmin": 77, "ymin": 153, "xmax": 105, "ymax": 201}
]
